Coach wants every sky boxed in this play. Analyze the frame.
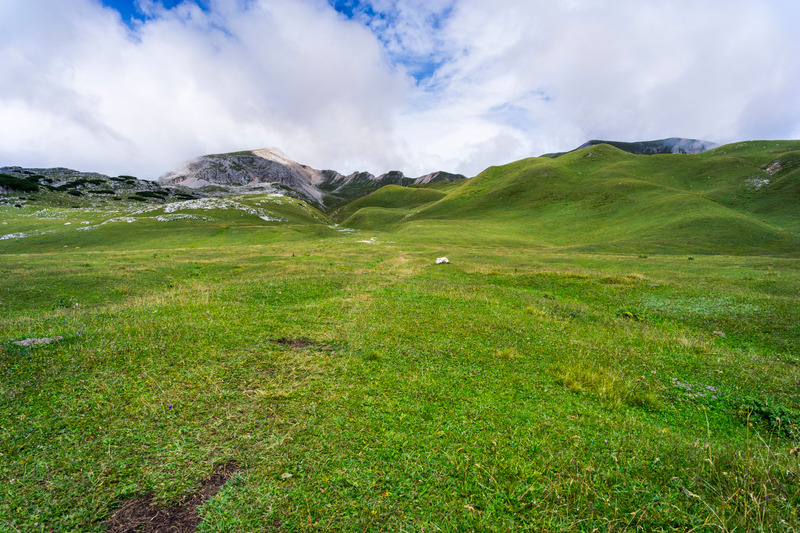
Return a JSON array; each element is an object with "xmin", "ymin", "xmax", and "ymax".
[{"xmin": 2, "ymin": 0, "xmax": 800, "ymax": 180}]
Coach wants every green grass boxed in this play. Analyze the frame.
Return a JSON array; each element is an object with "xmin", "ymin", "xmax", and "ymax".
[
  {"xmin": 2, "ymin": 231, "xmax": 799, "ymax": 531},
  {"xmin": 2, "ymin": 142, "xmax": 800, "ymax": 531}
]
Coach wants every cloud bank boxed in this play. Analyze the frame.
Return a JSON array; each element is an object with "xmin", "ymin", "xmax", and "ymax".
[{"xmin": 2, "ymin": 0, "xmax": 799, "ymax": 179}]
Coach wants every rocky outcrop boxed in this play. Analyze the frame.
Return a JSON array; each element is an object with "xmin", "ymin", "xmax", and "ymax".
[
  {"xmin": 158, "ymin": 148, "xmax": 467, "ymax": 211},
  {"xmin": 0, "ymin": 166, "xmax": 188, "ymax": 203},
  {"xmin": 158, "ymin": 148, "xmax": 326, "ymax": 205},
  {"xmin": 413, "ymin": 171, "xmax": 469, "ymax": 185}
]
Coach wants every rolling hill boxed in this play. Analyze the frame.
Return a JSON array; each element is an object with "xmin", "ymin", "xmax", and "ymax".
[
  {"xmin": 340, "ymin": 140, "xmax": 800, "ymax": 254},
  {"xmin": 3, "ymin": 140, "xmax": 799, "ymax": 255}
]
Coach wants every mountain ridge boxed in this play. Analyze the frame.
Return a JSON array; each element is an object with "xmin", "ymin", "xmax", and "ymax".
[
  {"xmin": 3, "ymin": 139, "xmax": 800, "ymax": 255},
  {"xmin": 157, "ymin": 147, "xmax": 467, "ymax": 211},
  {"xmin": 541, "ymin": 137, "xmax": 718, "ymax": 158}
]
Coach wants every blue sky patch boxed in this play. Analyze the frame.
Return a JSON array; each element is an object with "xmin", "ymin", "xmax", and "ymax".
[
  {"xmin": 100, "ymin": 0, "xmax": 206, "ymax": 25},
  {"xmin": 330, "ymin": 0, "xmax": 376, "ymax": 21},
  {"xmin": 405, "ymin": 57, "xmax": 446, "ymax": 84},
  {"xmin": 329, "ymin": 0, "xmax": 456, "ymax": 85}
]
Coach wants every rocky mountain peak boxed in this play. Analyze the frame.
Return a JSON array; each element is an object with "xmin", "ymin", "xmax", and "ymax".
[{"xmin": 157, "ymin": 148, "xmax": 467, "ymax": 211}]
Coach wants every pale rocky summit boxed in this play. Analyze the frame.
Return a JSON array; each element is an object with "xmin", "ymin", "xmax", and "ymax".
[
  {"xmin": 158, "ymin": 148, "xmax": 466, "ymax": 211},
  {"xmin": 158, "ymin": 148, "xmax": 326, "ymax": 205}
]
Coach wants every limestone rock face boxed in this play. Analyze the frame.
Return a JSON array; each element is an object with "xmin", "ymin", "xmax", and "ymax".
[{"xmin": 158, "ymin": 148, "xmax": 326, "ymax": 205}]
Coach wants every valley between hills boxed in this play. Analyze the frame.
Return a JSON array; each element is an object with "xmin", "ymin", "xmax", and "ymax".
[{"xmin": 1, "ymin": 139, "xmax": 799, "ymax": 531}]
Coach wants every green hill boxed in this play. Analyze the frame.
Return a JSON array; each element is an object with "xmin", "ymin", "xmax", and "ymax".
[
  {"xmin": 341, "ymin": 141, "xmax": 800, "ymax": 254},
  {"xmin": 334, "ymin": 185, "xmax": 447, "ymax": 228}
]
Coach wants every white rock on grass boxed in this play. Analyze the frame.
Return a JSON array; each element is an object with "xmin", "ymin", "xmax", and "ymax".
[
  {"xmin": 435, "ymin": 257, "xmax": 449, "ymax": 264},
  {"xmin": 14, "ymin": 336, "xmax": 63, "ymax": 347}
]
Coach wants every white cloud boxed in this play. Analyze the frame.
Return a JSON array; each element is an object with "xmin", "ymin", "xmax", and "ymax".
[
  {"xmin": 0, "ymin": 0, "xmax": 410, "ymax": 177},
  {"xmin": 396, "ymin": 0, "xmax": 800, "ymax": 175},
  {"xmin": 2, "ymin": 0, "xmax": 800, "ymax": 180}
]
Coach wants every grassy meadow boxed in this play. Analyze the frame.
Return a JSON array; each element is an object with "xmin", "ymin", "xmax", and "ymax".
[{"xmin": 2, "ymin": 142, "xmax": 800, "ymax": 531}]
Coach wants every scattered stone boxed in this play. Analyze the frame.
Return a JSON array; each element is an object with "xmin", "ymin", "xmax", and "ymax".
[
  {"xmin": 765, "ymin": 160, "xmax": 782, "ymax": 175},
  {"xmin": 435, "ymin": 257, "xmax": 449, "ymax": 264},
  {"xmin": 13, "ymin": 336, "xmax": 63, "ymax": 347}
]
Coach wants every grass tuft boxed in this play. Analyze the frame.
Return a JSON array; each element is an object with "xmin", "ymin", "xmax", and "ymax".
[{"xmin": 555, "ymin": 362, "xmax": 661, "ymax": 410}]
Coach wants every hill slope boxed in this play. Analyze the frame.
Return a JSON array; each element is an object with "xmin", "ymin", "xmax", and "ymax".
[
  {"xmin": 0, "ymin": 184, "xmax": 336, "ymax": 253},
  {"xmin": 344, "ymin": 141, "xmax": 800, "ymax": 254}
]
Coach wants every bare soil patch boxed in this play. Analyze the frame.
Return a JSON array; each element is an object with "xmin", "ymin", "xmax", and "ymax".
[
  {"xmin": 271, "ymin": 337, "xmax": 316, "ymax": 349},
  {"xmin": 105, "ymin": 462, "xmax": 241, "ymax": 533}
]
